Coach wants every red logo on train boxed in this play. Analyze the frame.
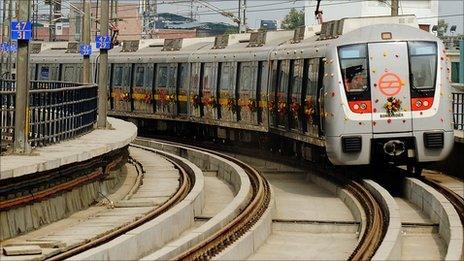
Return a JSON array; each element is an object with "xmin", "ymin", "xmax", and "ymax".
[{"xmin": 377, "ymin": 72, "xmax": 404, "ymax": 97}]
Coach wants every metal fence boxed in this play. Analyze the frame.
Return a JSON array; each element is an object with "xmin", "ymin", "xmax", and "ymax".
[{"xmin": 1, "ymin": 79, "xmax": 98, "ymax": 153}]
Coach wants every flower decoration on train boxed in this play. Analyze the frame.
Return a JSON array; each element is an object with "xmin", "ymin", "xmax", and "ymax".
[
  {"xmin": 247, "ymin": 98, "xmax": 258, "ymax": 112},
  {"xmin": 267, "ymin": 100, "xmax": 276, "ymax": 112},
  {"xmin": 227, "ymin": 97, "xmax": 239, "ymax": 113},
  {"xmin": 204, "ymin": 96, "xmax": 218, "ymax": 108},
  {"xmin": 191, "ymin": 95, "xmax": 202, "ymax": 109},
  {"xmin": 112, "ymin": 89, "xmax": 130, "ymax": 102},
  {"xmin": 165, "ymin": 93, "xmax": 176, "ymax": 104},
  {"xmin": 383, "ymin": 96, "xmax": 402, "ymax": 116},
  {"xmin": 277, "ymin": 100, "xmax": 287, "ymax": 115},
  {"xmin": 290, "ymin": 102, "xmax": 301, "ymax": 119},
  {"xmin": 304, "ymin": 96, "xmax": 315, "ymax": 119},
  {"xmin": 132, "ymin": 88, "xmax": 152, "ymax": 104}
]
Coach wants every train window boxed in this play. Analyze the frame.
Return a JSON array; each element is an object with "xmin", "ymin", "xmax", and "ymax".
[
  {"xmin": 135, "ymin": 66, "xmax": 144, "ymax": 87},
  {"xmin": 203, "ymin": 63, "xmax": 214, "ymax": 90},
  {"xmin": 39, "ymin": 66, "xmax": 50, "ymax": 80},
  {"xmin": 306, "ymin": 59, "xmax": 319, "ymax": 96},
  {"xmin": 291, "ymin": 59, "xmax": 303, "ymax": 94},
  {"xmin": 63, "ymin": 66, "xmax": 75, "ymax": 82},
  {"xmin": 221, "ymin": 64, "xmax": 230, "ymax": 91},
  {"xmin": 239, "ymin": 63, "xmax": 252, "ymax": 91},
  {"xmin": 278, "ymin": 60, "xmax": 289, "ymax": 93},
  {"xmin": 338, "ymin": 44, "xmax": 369, "ymax": 93},
  {"xmin": 157, "ymin": 65, "xmax": 168, "ymax": 87},
  {"xmin": 178, "ymin": 63, "xmax": 188, "ymax": 89},
  {"xmin": 168, "ymin": 65, "xmax": 176, "ymax": 88},
  {"xmin": 113, "ymin": 66, "xmax": 123, "ymax": 86},
  {"xmin": 408, "ymin": 42, "xmax": 437, "ymax": 90}
]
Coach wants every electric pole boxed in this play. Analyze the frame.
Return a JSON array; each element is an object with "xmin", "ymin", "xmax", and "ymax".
[
  {"xmin": 190, "ymin": 0, "xmax": 194, "ymax": 20},
  {"xmin": 391, "ymin": 0, "xmax": 399, "ymax": 16},
  {"xmin": 1, "ymin": 0, "xmax": 7, "ymax": 77},
  {"xmin": 238, "ymin": 0, "xmax": 246, "ymax": 33},
  {"xmin": 82, "ymin": 0, "xmax": 91, "ymax": 83},
  {"xmin": 7, "ymin": 0, "xmax": 12, "ymax": 76},
  {"xmin": 14, "ymin": 0, "xmax": 32, "ymax": 154},
  {"xmin": 97, "ymin": 0, "xmax": 109, "ymax": 128}
]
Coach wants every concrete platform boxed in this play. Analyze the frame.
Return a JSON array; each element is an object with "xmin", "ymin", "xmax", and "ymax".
[{"xmin": 0, "ymin": 117, "xmax": 137, "ymax": 180}]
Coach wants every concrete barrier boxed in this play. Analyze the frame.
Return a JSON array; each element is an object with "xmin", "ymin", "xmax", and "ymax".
[
  {"xmin": 404, "ymin": 178, "xmax": 463, "ymax": 260},
  {"xmin": 0, "ymin": 166, "xmax": 125, "ymax": 240},
  {"xmin": 363, "ymin": 180, "xmax": 402, "ymax": 260}
]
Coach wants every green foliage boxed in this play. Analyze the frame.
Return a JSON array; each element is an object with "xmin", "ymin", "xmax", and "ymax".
[
  {"xmin": 437, "ymin": 19, "xmax": 448, "ymax": 37},
  {"xmin": 281, "ymin": 8, "xmax": 305, "ymax": 30}
]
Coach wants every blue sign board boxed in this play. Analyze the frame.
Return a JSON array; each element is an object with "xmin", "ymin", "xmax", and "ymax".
[
  {"xmin": 96, "ymin": 35, "xmax": 111, "ymax": 50},
  {"xmin": 80, "ymin": 44, "xmax": 92, "ymax": 56},
  {"xmin": 0, "ymin": 42, "xmax": 17, "ymax": 53},
  {"xmin": 11, "ymin": 20, "xmax": 32, "ymax": 41}
]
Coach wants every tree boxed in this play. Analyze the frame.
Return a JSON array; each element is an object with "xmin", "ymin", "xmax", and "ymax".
[
  {"xmin": 281, "ymin": 8, "xmax": 305, "ymax": 30},
  {"xmin": 437, "ymin": 19, "xmax": 448, "ymax": 38}
]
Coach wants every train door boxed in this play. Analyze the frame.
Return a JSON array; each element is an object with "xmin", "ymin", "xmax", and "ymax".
[
  {"xmin": 111, "ymin": 64, "xmax": 132, "ymax": 112},
  {"xmin": 238, "ymin": 61, "xmax": 258, "ymax": 125},
  {"xmin": 167, "ymin": 63, "xmax": 178, "ymax": 115},
  {"xmin": 202, "ymin": 62, "xmax": 218, "ymax": 120},
  {"xmin": 155, "ymin": 63, "xmax": 171, "ymax": 115},
  {"xmin": 277, "ymin": 60, "xmax": 290, "ymax": 129},
  {"xmin": 189, "ymin": 63, "xmax": 202, "ymax": 118},
  {"xmin": 29, "ymin": 63, "xmax": 37, "ymax": 80},
  {"xmin": 367, "ymin": 42, "xmax": 412, "ymax": 133},
  {"xmin": 62, "ymin": 64, "xmax": 77, "ymax": 82},
  {"xmin": 132, "ymin": 63, "xmax": 154, "ymax": 114},
  {"xmin": 257, "ymin": 61, "xmax": 268, "ymax": 126},
  {"xmin": 289, "ymin": 59, "xmax": 303, "ymax": 132},
  {"xmin": 218, "ymin": 62, "xmax": 237, "ymax": 122},
  {"xmin": 303, "ymin": 58, "xmax": 320, "ymax": 137},
  {"xmin": 269, "ymin": 60, "xmax": 280, "ymax": 127},
  {"xmin": 177, "ymin": 63, "xmax": 189, "ymax": 116}
]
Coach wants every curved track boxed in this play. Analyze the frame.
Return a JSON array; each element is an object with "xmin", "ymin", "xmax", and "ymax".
[
  {"xmin": 47, "ymin": 146, "xmax": 192, "ymax": 260},
  {"xmin": 145, "ymin": 139, "xmax": 387, "ymax": 260}
]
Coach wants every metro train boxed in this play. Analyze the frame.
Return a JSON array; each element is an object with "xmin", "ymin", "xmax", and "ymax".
[{"xmin": 12, "ymin": 15, "xmax": 455, "ymax": 175}]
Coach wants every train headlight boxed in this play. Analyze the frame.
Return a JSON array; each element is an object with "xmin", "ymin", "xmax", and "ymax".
[
  {"xmin": 360, "ymin": 103, "xmax": 367, "ymax": 110},
  {"xmin": 353, "ymin": 104, "xmax": 360, "ymax": 110},
  {"xmin": 415, "ymin": 100, "xmax": 422, "ymax": 107},
  {"xmin": 423, "ymin": 100, "xmax": 429, "ymax": 107}
]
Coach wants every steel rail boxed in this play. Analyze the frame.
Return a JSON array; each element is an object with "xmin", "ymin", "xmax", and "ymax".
[
  {"xmin": 345, "ymin": 180, "xmax": 385, "ymax": 260},
  {"xmin": 47, "ymin": 145, "xmax": 193, "ymax": 261},
  {"xmin": 136, "ymin": 139, "xmax": 272, "ymax": 260},
  {"xmin": 145, "ymin": 137, "xmax": 386, "ymax": 260}
]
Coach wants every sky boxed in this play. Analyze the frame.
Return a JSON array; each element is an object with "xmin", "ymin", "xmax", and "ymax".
[{"xmin": 0, "ymin": 0, "xmax": 462, "ymax": 33}]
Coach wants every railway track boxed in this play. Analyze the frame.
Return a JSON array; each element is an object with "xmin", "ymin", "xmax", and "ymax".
[
  {"xmin": 46, "ymin": 146, "xmax": 193, "ymax": 260},
  {"xmin": 141, "ymin": 138, "xmax": 387, "ymax": 260}
]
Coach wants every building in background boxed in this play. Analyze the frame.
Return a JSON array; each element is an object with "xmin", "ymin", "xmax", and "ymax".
[
  {"xmin": 304, "ymin": 0, "xmax": 438, "ymax": 32},
  {"xmin": 68, "ymin": 2, "xmax": 142, "ymax": 41}
]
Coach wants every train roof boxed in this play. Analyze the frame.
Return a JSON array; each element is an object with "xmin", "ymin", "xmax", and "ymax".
[{"xmin": 28, "ymin": 14, "xmax": 426, "ymax": 64}]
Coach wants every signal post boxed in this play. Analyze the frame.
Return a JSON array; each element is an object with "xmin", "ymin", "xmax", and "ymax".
[
  {"xmin": 13, "ymin": 0, "xmax": 32, "ymax": 154},
  {"xmin": 97, "ymin": 0, "xmax": 110, "ymax": 128}
]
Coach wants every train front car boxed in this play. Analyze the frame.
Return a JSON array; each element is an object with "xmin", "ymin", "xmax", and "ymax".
[{"xmin": 324, "ymin": 20, "xmax": 454, "ymax": 174}]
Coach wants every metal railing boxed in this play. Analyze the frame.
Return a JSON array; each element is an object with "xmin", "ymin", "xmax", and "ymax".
[{"xmin": 1, "ymin": 79, "xmax": 98, "ymax": 153}]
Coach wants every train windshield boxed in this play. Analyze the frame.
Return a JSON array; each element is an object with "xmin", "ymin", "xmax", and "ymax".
[
  {"xmin": 338, "ymin": 44, "xmax": 369, "ymax": 93},
  {"xmin": 408, "ymin": 42, "xmax": 437, "ymax": 90}
]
